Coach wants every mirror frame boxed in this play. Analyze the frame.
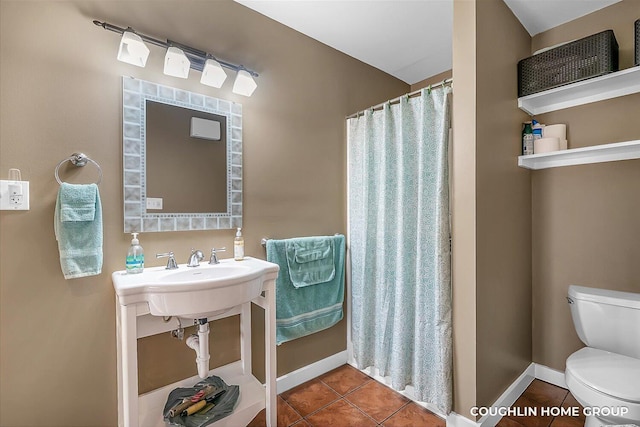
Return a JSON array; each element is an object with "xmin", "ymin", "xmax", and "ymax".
[{"xmin": 122, "ymin": 77, "xmax": 242, "ymax": 232}]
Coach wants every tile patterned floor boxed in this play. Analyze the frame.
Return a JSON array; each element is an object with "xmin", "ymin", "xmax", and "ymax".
[
  {"xmin": 247, "ymin": 364, "xmax": 446, "ymax": 427},
  {"xmin": 248, "ymin": 365, "xmax": 584, "ymax": 427}
]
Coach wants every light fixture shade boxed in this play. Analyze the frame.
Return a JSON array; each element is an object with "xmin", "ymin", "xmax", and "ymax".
[
  {"xmin": 164, "ymin": 46, "xmax": 190, "ymax": 78},
  {"xmin": 232, "ymin": 69, "xmax": 257, "ymax": 97},
  {"xmin": 117, "ymin": 31, "xmax": 149, "ymax": 67},
  {"xmin": 200, "ymin": 58, "xmax": 227, "ymax": 88}
]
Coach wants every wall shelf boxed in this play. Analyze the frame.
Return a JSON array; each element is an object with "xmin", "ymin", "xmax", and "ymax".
[
  {"xmin": 518, "ymin": 140, "xmax": 640, "ymax": 170},
  {"xmin": 518, "ymin": 66, "xmax": 640, "ymax": 115}
]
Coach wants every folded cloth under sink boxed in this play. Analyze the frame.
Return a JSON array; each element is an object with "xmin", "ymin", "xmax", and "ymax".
[
  {"xmin": 163, "ymin": 375, "xmax": 239, "ymax": 427},
  {"xmin": 285, "ymin": 237, "xmax": 335, "ymax": 288}
]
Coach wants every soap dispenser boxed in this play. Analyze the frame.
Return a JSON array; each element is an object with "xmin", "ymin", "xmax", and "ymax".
[
  {"xmin": 126, "ymin": 232, "xmax": 144, "ymax": 274},
  {"xmin": 234, "ymin": 227, "xmax": 244, "ymax": 261}
]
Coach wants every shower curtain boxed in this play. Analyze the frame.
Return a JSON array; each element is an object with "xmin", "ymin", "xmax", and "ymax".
[{"xmin": 347, "ymin": 87, "xmax": 452, "ymax": 414}]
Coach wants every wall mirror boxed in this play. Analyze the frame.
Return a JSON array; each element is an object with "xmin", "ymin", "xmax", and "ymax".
[{"xmin": 122, "ymin": 77, "xmax": 242, "ymax": 232}]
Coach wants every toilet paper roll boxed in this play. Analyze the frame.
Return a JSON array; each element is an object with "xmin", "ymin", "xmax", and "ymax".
[
  {"xmin": 534, "ymin": 137, "xmax": 560, "ymax": 154},
  {"xmin": 544, "ymin": 124, "xmax": 566, "ymax": 140},
  {"xmin": 559, "ymin": 139, "xmax": 568, "ymax": 150}
]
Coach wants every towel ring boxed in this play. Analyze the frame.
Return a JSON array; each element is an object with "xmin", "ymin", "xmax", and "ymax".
[{"xmin": 55, "ymin": 152, "xmax": 103, "ymax": 185}]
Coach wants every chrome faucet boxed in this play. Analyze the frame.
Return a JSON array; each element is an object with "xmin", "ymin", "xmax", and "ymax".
[
  {"xmin": 156, "ymin": 252, "xmax": 178, "ymax": 270},
  {"xmin": 209, "ymin": 247, "xmax": 226, "ymax": 264},
  {"xmin": 187, "ymin": 249, "xmax": 204, "ymax": 267}
]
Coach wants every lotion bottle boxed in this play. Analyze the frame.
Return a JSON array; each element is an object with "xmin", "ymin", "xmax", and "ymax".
[
  {"xmin": 126, "ymin": 232, "xmax": 144, "ymax": 274},
  {"xmin": 234, "ymin": 227, "xmax": 244, "ymax": 261}
]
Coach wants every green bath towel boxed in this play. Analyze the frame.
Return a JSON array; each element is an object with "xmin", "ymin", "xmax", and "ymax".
[{"xmin": 267, "ymin": 235, "xmax": 345, "ymax": 345}]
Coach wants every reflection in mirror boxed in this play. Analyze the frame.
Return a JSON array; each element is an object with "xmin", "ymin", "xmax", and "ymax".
[
  {"xmin": 146, "ymin": 101, "xmax": 227, "ymax": 213},
  {"xmin": 122, "ymin": 77, "xmax": 242, "ymax": 232}
]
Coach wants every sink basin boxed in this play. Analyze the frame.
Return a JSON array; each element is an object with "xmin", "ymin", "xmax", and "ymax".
[
  {"xmin": 158, "ymin": 264, "xmax": 253, "ymax": 285},
  {"xmin": 112, "ymin": 257, "xmax": 279, "ymax": 318}
]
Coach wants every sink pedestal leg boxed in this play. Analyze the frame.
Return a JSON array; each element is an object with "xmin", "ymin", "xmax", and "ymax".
[
  {"xmin": 117, "ymin": 302, "xmax": 139, "ymax": 427},
  {"xmin": 240, "ymin": 302, "xmax": 252, "ymax": 376},
  {"xmin": 264, "ymin": 285, "xmax": 276, "ymax": 427}
]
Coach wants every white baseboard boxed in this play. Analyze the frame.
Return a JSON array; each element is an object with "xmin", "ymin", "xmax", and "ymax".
[
  {"xmin": 534, "ymin": 363, "xmax": 567, "ymax": 388},
  {"xmin": 447, "ymin": 412, "xmax": 481, "ymax": 427},
  {"xmin": 476, "ymin": 363, "xmax": 536, "ymax": 426},
  {"xmin": 445, "ymin": 363, "xmax": 536, "ymax": 427},
  {"xmin": 276, "ymin": 350, "xmax": 348, "ymax": 394},
  {"xmin": 445, "ymin": 363, "xmax": 566, "ymax": 427}
]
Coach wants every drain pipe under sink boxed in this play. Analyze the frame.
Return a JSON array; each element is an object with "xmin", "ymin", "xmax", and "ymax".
[{"xmin": 186, "ymin": 318, "xmax": 210, "ymax": 379}]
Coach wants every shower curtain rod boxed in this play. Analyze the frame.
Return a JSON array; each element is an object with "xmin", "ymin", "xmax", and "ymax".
[{"xmin": 346, "ymin": 78, "xmax": 452, "ymax": 119}]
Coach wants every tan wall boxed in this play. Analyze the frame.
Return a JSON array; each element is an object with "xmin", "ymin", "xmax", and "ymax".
[
  {"xmin": 475, "ymin": 0, "xmax": 533, "ymax": 409},
  {"xmin": 452, "ymin": 0, "xmax": 532, "ymax": 418},
  {"xmin": 411, "ymin": 69, "xmax": 453, "ymax": 92},
  {"xmin": 531, "ymin": 0, "xmax": 640, "ymax": 371},
  {"xmin": 0, "ymin": 1, "xmax": 408, "ymax": 425},
  {"xmin": 451, "ymin": 0, "xmax": 478, "ymax": 417}
]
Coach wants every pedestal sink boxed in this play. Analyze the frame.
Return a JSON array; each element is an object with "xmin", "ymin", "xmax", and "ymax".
[
  {"xmin": 112, "ymin": 257, "xmax": 277, "ymax": 319},
  {"xmin": 112, "ymin": 256, "xmax": 279, "ymax": 427}
]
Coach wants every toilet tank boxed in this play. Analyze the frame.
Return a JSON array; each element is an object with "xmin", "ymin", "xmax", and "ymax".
[{"xmin": 568, "ymin": 285, "xmax": 640, "ymax": 359}]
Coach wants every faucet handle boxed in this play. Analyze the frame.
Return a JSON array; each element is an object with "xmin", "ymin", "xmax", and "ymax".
[
  {"xmin": 209, "ymin": 247, "xmax": 226, "ymax": 264},
  {"xmin": 156, "ymin": 252, "xmax": 178, "ymax": 269}
]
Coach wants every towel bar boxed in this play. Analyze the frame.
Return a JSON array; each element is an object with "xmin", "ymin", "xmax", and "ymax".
[
  {"xmin": 55, "ymin": 152, "xmax": 103, "ymax": 185},
  {"xmin": 261, "ymin": 234, "xmax": 341, "ymax": 248}
]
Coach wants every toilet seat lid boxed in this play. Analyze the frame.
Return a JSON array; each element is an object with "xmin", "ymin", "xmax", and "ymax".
[{"xmin": 567, "ymin": 347, "xmax": 640, "ymax": 402}]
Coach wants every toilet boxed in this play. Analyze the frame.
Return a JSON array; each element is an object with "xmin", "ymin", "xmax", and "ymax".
[{"xmin": 566, "ymin": 285, "xmax": 640, "ymax": 427}]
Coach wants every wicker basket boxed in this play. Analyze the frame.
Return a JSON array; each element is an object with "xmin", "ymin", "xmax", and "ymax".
[
  {"xmin": 518, "ymin": 30, "xmax": 618, "ymax": 97},
  {"xmin": 635, "ymin": 19, "xmax": 639, "ymax": 66}
]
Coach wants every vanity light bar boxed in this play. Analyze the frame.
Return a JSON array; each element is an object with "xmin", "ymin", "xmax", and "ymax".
[{"xmin": 93, "ymin": 20, "xmax": 258, "ymax": 93}]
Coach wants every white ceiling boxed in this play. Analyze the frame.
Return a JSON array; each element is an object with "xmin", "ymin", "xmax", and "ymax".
[{"xmin": 235, "ymin": 0, "xmax": 622, "ymax": 85}]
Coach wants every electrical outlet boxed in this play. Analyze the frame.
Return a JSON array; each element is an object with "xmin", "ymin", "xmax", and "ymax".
[
  {"xmin": 9, "ymin": 183, "xmax": 22, "ymax": 205},
  {"xmin": 0, "ymin": 180, "xmax": 29, "ymax": 210},
  {"xmin": 146, "ymin": 197, "xmax": 163, "ymax": 210}
]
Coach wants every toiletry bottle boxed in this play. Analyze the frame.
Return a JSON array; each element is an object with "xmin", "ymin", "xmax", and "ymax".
[
  {"xmin": 234, "ymin": 227, "xmax": 244, "ymax": 261},
  {"xmin": 532, "ymin": 119, "xmax": 544, "ymax": 145},
  {"xmin": 522, "ymin": 121, "xmax": 534, "ymax": 155},
  {"xmin": 126, "ymin": 232, "xmax": 144, "ymax": 274},
  {"xmin": 532, "ymin": 120, "xmax": 544, "ymax": 140}
]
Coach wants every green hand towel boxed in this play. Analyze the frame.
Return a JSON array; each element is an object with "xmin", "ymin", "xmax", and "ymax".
[
  {"xmin": 59, "ymin": 183, "xmax": 97, "ymax": 221},
  {"xmin": 54, "ymin": 183, "xmax": 103, "ymax": 279},
  {"xmin": 285, "ymin": 237, "xmax": 335, "ymax": 288}
]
